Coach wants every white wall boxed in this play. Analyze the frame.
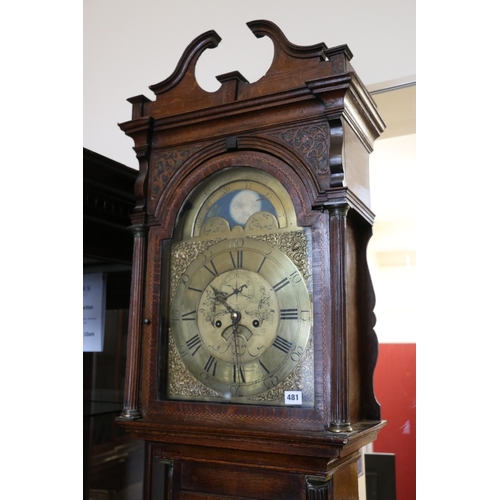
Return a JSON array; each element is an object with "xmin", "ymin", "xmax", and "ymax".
[
  {"xmin": 83, "ymin": 0, "xmax": 415, "ymax": 168},
  {"xmin": 368, "ymin": 134, "xmax": 416, "ymax": 343}
]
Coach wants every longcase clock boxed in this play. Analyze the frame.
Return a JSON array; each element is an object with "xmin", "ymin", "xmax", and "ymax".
[{"xmin": 117, "ymin": 20, "xmax": 386, "ymax": 500}]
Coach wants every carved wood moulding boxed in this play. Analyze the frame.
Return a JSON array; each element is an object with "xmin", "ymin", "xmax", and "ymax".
[{"xmin": 119, "ymin": 19, "xmax": 385, "ymax": 221}]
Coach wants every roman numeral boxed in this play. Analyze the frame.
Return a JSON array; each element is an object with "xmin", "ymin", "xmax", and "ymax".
[
  {"xmin": 280, "ymin": 308, "xmax": 298, "ymax": 320},
  {"xmin": 257, "ymin": 256, "xmax": 267, "ymax": 273},
  {"xmin": 186, "ymin": 334, "xmax": 202, "ymax": 355},
  {"xmin": 233, "ymin": 364, "xmax": 246, "ymax": 383},
  {"xmin": 230, "ymin": 250, "xmax": 243, "ymax": 269},
  {"xmin": 273, "ymin": 335, "xmax": 292, "ymax": 354},
  {"xmin": 258, "ymin": 360, "xmax": 270, "ymax": 374},
  {"xmin": 204, "ymin": 355, "xmax": 217, "ymax": 376},
  {"xmin": 181, "ymin": 310, "xmax": 197, "ymax": 321},
  {"xmin": 272, "ymin": 277, "xmax": 290, "ymax": 292},
  {"xmin": 203, "ymin": 260, "xmax": 218, "ymax": 276}
]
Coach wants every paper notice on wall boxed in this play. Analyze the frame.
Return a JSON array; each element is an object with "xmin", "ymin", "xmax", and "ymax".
[{"xmin": 83, "ymin": 273, "xmax": 107, "ymax": 352}]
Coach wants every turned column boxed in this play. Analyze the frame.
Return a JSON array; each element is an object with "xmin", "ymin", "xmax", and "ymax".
[
  {"xmin": 328, "ymin": 203, "xmax": 352, "ymax": 433},
  {"xmin": 306, "ymin": 476, "xmax": 330, "ymax": 499},
  {"xmin": 119, "ymin": 223, "xmax": 148, "ymax": 420}
]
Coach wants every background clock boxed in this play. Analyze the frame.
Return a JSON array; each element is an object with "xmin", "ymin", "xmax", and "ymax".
[{"xmin": 165, "ymin": 168, "xmax": 314, "ymax": 406}]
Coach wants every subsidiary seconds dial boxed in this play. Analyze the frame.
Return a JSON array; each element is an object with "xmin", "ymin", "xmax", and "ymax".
[{"xmin": 170, "ymin": 237, "xmax": 312, "ymax": 400}]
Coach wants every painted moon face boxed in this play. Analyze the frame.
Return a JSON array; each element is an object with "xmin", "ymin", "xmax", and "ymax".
[{"xmin": 229, "ymin": 190, "xmax": 262, "ymax": 225}]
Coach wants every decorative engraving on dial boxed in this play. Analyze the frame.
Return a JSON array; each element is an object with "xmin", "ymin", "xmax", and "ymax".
[
  {"xmin": 200, "ymin": 217, "xmax": 231, "ymax": 235},
  {"xmin": 245, "ymin": 212, "xmax": 279, "ymax": 232},
  {"xmin": 167, "ymin": 233, "xmax": 313, "ymax": 404},
  {"xmin": 167, "ymin": 332, "xmax": 223, "ymax": 399},
  {"xmin": 169, "ymin": 237, "xmax": 226, "ymax": 301},
  {"xmin": 251, "ymin": 231, "xmax": 311, "ymax": 287},
  {"xmin": 248, "ymin": 334, "xmax": 314, "ymax": 404},
  {"xmin": 197, "ymin": 269, "xmax": 279, "ymax": 364}
]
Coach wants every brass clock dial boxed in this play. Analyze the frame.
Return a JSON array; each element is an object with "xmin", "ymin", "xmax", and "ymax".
[
  {"xmin": 165, "ymin": 167, "xmax": 314, "ymax": 406},
  {"xmin": 170, "ymin": 237, "xmax": 311, "ymax": 400}
]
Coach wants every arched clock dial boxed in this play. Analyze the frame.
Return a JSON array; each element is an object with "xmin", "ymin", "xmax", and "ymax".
[
  {"xmin": 164, "ymin": 166, "xmax": 315, "ymax": 406},
  {"xmin": 169, "ymin": 237, "xmax": 312, "ymax": 400}
]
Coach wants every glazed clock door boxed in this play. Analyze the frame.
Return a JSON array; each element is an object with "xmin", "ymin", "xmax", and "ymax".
[{"xmin": 160, "ymin": 167, "xmax": 315, "ymax": 408}]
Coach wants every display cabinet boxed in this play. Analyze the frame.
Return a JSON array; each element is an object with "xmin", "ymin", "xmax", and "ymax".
[{"xmin": 84, "ymin": 148, "xmax": 143, "ymax": 500}]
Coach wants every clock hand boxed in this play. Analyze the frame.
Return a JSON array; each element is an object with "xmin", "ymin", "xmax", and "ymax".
[
  {"xmin": 211, "ymin": 286, "xmax": 245, "ymax": 385},
  {"xmin": 225, "ymin": 283, "xmax": 248, "ymax": 299},
  {"xmin": 211, "ymin": 285, "xmax": 229, "ymax": 301},
  {"xmin": 210, "ymin": 286, "xmax": 235, "ymax": 314},
  {"xmin": 230, "ymin": 311, "xmax": 243, "ymax": 386}
]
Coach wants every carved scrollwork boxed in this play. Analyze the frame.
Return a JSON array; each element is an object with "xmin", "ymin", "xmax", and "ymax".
[
  {"xmin": 328, "ymin": 118, "xmax": 345, "ymax": 187},
  {"xmin": 269, "ymin": 124, "xmax": 329, "ymax": 174},
  {"xmin": 151, "ymin": 149, "xmax": 191, "ymax": 200}
]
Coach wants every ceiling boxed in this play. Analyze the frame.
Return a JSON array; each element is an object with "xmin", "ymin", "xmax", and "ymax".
[{"xmin": 372, "ymin": 85, "xmax": 416, "ymax": 139}]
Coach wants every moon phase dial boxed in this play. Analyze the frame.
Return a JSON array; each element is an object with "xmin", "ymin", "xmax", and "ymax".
[{"xmin": 169, "ymin": 236, "xmax": 312, "ymax": 402}]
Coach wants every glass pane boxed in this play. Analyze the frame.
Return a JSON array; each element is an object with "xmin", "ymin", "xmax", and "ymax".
[{"xmin": 84, "ymin": 307, "xmax": 144, "ymax": 500}]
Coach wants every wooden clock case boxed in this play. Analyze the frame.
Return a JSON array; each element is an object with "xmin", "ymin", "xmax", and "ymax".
[{"xmin": 117, "ymin": 20, "xmax": 385, "ymax": 500}]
